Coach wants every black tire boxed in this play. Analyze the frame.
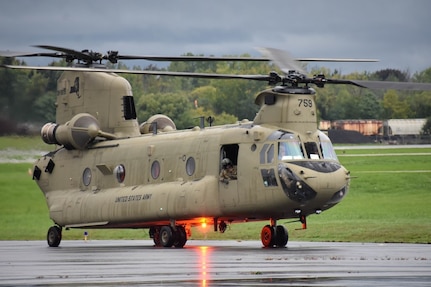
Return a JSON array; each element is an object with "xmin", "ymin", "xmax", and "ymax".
[
  {"xmin": 260, "ymin": 225, "xmax": 275, "ymax": 248},
  {"xmin": 47, "ymin": 226, "xmax": 62, "ymax": 247},
  {"xmin": 173, "ymin": 226, "xmax": 187, "ymax": 248},
  {"xmin": 275, "ymin": 225, "xmax": 288, "ymax": 247},
  {"xmin": 150, "ymin": 227, "xmax": 161, "ymax": 247},
  {"xmin": 160, "ymin": 226, "xmax": 174, "ymax": 247}
]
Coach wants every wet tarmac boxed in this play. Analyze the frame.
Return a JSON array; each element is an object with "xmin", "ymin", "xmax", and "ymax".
[{"xmin": 1, "ymin": 240, "xmax": 430, "ymax": 286}]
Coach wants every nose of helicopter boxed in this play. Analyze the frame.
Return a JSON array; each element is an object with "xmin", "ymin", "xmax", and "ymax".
[{"xmin": 278, "ymin": 161, "xmax": 350, "ymax": 209}]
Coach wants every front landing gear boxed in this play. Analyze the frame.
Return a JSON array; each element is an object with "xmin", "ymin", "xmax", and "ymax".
[
  {"xmin": 260, "ymin": 220, "xmax": 288, "ymax": 248},
  {"xmin": 47, "ymin": 225, "xmax": 62, "ymax": 247}
]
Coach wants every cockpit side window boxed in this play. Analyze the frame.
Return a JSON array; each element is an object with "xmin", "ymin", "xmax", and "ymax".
[
  {"xmin": 318, "ymin": 132, "xmax": 338, "ymax": 160},
  {"xmin": 260, "ymin": 143, "xmax": 275, "ymax": 164},
  {"xmin": 304, "ymin": 142, "xmax": 320, "ymax": 159}
]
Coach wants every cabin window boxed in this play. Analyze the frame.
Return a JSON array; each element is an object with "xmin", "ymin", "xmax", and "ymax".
[
  {"xmin": 82, "ymin": 167, "xmax": 92, "ymax": 186},
  {"xmin": 186, "ymin": 157, "xmax": 195, "ymax": 176},
  {"xmin": 114, "ymin": 164, "xmax": 126, "ymax": 183},
  {"xmin": 151, "ymin": 160, "xmax": 160, "ymax": 179}
]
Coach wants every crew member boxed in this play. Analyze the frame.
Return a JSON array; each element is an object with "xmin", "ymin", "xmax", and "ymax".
[{"xmin": 219, "ymin": 158, "xmax": 237, "ymax": 184}]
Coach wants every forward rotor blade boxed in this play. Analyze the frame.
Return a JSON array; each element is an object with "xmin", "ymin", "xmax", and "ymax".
[
  {"xmin": 314, "ymin": 77, "xmax": 431, "ymax": 90},
  {"xmin": 3, "ymin": 64, "xmax": 430, "ymax": 91},
  {"xmin": 352, "ymin": 80, "xmax": 431, "ymax": 91}
]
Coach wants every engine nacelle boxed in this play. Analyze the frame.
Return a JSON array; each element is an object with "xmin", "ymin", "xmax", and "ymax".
[
  {"xmin": 140, "ymin": 114, "xmax": 177, "ymax": 134},
  {"xmin": 41, "ymin": 113, "xmax": 100, "ymax": 150}
]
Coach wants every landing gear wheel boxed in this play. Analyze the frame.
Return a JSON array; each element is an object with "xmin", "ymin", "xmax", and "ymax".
[
  {"xmin": 275, "ymin": 225, "xmax": 288, "ymax": 247},
  {"xmin": 160, "ymin": 226, "xmax": 174, "ymax": 247},
  {"xmin": 150, "ymin": 227, "xmax": 161, "ymax": 247},
  {"xmin": 218, "ymin": 221, "xmax": 227, "ymax": 233},
  {"xmin": 47, "ymin": 226, "xmax": 62, "ymax": 247},
  {"xmin": 260, "ymin": 225, "xmax": 275, "ymax": 248},
  {"xmin": 173, "ymin": 226, "xmax": 187, "ymax": 248}
]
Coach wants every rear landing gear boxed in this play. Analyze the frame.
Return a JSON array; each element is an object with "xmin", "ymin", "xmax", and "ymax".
[
  {"xmin": 260, "ymin": 220, "xmax": 288, "ymax": 248},
  {"xmin": 150, "ymin": 225, "xmax": 187, "ymax": 248},
  {"xmin": 47, "ymin": 225, "xmax": 62, "ymax": 247}
]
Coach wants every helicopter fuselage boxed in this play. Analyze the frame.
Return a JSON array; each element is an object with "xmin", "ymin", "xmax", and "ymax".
[
  {"xmin": 32, "ymin": 70, "xmax": 350, "ymax": 248},
  {"xmin": 34, "ymin": 119, "xmax": 349, "ymax": 229}
]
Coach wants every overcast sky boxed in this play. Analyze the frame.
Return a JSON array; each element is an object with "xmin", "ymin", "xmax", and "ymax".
[{"xmin": 1, "ymin": 0, "xmax": 430, "ymax": 75}]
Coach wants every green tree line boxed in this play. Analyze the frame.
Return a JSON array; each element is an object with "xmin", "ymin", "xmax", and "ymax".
[{"xmin": 1, "ymin": 55, "xmax": 431, "ymax": 133}]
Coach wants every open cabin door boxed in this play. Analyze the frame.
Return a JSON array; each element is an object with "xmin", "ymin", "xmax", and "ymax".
[{"xmin": 218, "ymin": 144, "xmax": 239, "ymax": 208}]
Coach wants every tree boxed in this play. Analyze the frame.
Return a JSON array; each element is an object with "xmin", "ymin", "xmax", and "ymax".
[
  {"xmin": 18, "ymin": 72, "xmax": 49, "ymax": 121},
  {"xmin": 413, "ymin": 67, "xmax": 431, "ymax": 83},
  {"xmin": 410, "ymin": 68, "xmax": 431, "ymax": 118},
  {"xmin": 422, "ymin": 117, "xmax": 431, "ymax": 135},
  {"xmin": 33, "ymin": 91, "xmax": 56, "ymax": 122},
  {"xmin": 354, "ymin": 92, "xmax": 383, "ymax": 119},
  {"xmin": 188, "ymin": 106, "xmax": 237, "ymax": 126},
  {"xmin": 382, "ymin": 90, "xmax": 411, "ymax": 119},
  {"xmin": 0, "ymin": 57, "xmax": 22, "ymax": 118},
  {"xmin": 137, "ymin": 92, "xmax": 195, "ymax": 129},
  {"xmin": 371, "ymin": 69, "xmax": 410, "ymax": 82}
]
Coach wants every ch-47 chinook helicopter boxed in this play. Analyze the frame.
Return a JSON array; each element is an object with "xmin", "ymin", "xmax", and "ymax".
[{"xmin": 2, "ymin": 45, "xmax": 431, "ymax": 248}]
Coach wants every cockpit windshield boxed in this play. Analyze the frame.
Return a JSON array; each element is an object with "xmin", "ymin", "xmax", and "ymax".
[
  {"xmin": 318, "ymin": 131, "xmax": 338, "ymax": 160},
  {"xmin": 278, "ymin": 133, "xmax": 304, "ymax": 160}
]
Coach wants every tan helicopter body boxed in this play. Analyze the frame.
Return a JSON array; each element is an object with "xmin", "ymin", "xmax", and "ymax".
[
  {"xmin": 33, "ymin": 70, "xmax": 349, "ymax": 248},
  {"xmin": 3, "ymin": 45, "xmax": 428, "ymax": 248}
]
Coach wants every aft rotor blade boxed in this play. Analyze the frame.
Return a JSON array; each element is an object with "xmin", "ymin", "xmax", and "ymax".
[
  {"xmin": 1, "ymin": 45, "xmax": 378, "ymax": 63},
  {"xmin": 117, "ymin": 55, "xmax": 269, "ymax": 62},
  {"xmin": 0, "ymin": 50, "xmax": 64, "ymax": 58},
  {"xmin": 257, "ymin": 47, "xmax": 307, "ymax": 74},
  {"xmin": 33, "ymin": 45, "xmax": 95, "ymax": 62},
  {"xmin": 0, "ymin": 64, "xmax": 270, "ymax": 81},
  {"xmin": 118, "ymin": 55, "xmax": 377, "ymax": 62},
  {"xmin": 297, "ymin": 58, "xmax": 378, "ymax": 62}
]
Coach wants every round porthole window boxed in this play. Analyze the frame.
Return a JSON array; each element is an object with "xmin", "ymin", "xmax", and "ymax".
[
  {"xmin": 151, "ymin": 160, "xmax": 160, "ymax": 179},
  {"xmin": 114, "ymin": 164, "xmax": 126, "ymax": 183},
  {"xmin": 83, "ymin": 167, "xmax": 92, "ymax": 186},
  {"xmin": 186, "ymin": 157, "xmax": 195, "ymax": 176}
]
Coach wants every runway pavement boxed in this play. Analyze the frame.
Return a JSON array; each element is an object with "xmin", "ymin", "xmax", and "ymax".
[{"xmin": 1, "ymin": 240, "xmax": 430, "ymax": 286}]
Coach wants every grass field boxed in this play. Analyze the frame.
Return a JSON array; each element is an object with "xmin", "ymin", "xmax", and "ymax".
[{"xmin": 1, "ymin": 136, "xmax": 430, "ymax": 243}]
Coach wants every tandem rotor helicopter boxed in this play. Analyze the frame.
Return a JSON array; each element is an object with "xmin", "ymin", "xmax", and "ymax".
[{"xmin": 2, "ymin": 45, "xmax": 431, "ymax": 248}]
